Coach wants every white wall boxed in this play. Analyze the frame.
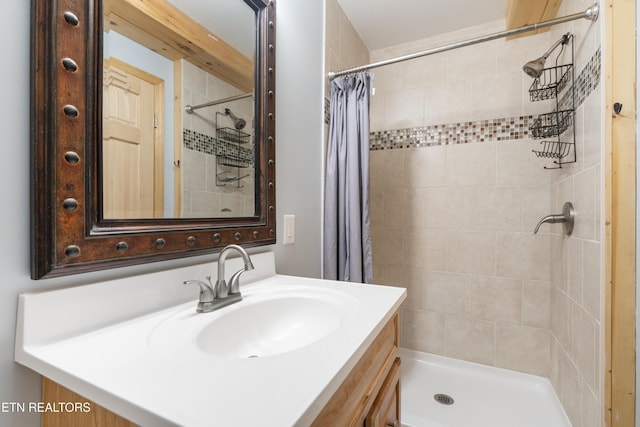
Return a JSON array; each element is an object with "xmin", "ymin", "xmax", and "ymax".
[
  {"xmin": 273, "ymin": 0, "xmax": 325, "ymax": 278},
  {"xmin": 0, "ymin": 0, "xmax": 324, "ymax": 425}
]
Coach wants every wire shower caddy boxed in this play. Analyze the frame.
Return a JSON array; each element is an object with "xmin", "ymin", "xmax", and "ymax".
[
  {"xmin": 214, "ymin": 112, "xmax": 252, "ymax": 187},
  {"xmin": 529, "ymin": 35, "xmax": 576, "ymax": 169}
]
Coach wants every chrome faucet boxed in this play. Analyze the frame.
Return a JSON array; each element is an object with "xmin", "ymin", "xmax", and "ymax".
[
  {"xmin": 215, "ymin": 244, "xmax": 255, "ymax": 297},
  {"xmin": 183, "ymin": 244, "xmax": 255, "ymax": 313}
]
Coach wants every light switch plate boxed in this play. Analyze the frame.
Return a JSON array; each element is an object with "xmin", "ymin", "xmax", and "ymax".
[{"xmin": 283, "ymin": 215, "xmax": 295, "ymax": 245}]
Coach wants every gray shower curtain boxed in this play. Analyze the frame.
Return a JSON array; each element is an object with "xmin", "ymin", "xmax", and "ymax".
[{"xmin": 323, "ymin": 72, "xmax": 373, "ymax": 284}]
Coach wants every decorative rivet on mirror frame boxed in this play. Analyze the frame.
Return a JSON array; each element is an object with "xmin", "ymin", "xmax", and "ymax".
[
  {"xmin": 213, "ymin": 233, "xmax": 222, "ymax": 243},
  {"xmin": 234, "ymin": 232, "xmax": 242, "ymax": 241},
  {"xmin": 65, "ymin": 245, "xmax": 80, "ymax": 258},
  {"xmin": 63, "ymin": 11, "xmax": 79, "ymax": 26},
  {"xmin": 187, "ymin": 236, "xmax": 196, "ymax": 246},
  {"xmin": 63, "ymin": 105, "xmax": 79, "ymax": 118},
  {"xmin": 269, "ymin": 44, "xmax": 274, "ymax": 51},
  {"xmin": 268, "ymin": 91, "xmax": 273, "ymax": 97},
  {"xmin": 64, "ymin": 151, "xmax": 80, "ymax": 164},
  {"xmin": 270, "ymin": 229, "xmax": 275, "ymax": 237},
  {"xmin": 268, "ymin": 113, "xmax": 274, "ymax": 120},
  {"xmin": 268, "ymin": 67, "xmax": 273, "ymax": 74},
  {"xmin": 115, "ymin": 242, "xmax": 128, "ymax": 253},
  {"xmin": 269, "ymin": 21, "xmax": 274, "ymax": 29},
  {"xmin": 268, "ymin": 182, "xmax": 274, "ymax": 190},
  {"xmin": 268, "ymin": 206, "xmax": 274, "ymax": 213},
  {"xmin": 268, "ymin": 136, "xmax": 273, "ymax": 143},
  {"xmin": 268, "ymin": 159, "xmax": 274, "ymax": 167},
  {"xmin": 253, "ymin": 231, "xmax": 260, "ymax": 239},
  {"xmin": 62, "ymin": 58, "xmax": 78, "ymax": 72},
  {"xmin": 62, "ymin": 198, "xmax": 78, "ymax": 211},
  {"xmin": 154, "ymin": 238, "xmax": 165, "ymax": 249}
]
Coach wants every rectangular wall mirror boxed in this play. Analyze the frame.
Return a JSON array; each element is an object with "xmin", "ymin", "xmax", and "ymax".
[{"xmin": 31, "ymin": 0, "xmax": 277, "ymax": 279}]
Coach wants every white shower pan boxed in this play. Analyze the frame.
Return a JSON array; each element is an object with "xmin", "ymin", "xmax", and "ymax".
[{"xmin": 399, "ymin": 348, "xmax": 571, "ymax": 427}]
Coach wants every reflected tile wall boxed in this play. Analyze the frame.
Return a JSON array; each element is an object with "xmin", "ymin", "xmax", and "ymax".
[{"xmin": 181, "ymin": 61, "xmax": 255, "ymax": 218}]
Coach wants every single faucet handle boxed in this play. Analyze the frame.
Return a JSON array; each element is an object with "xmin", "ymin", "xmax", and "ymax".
[
  {"xmin": 228, "ymin": 269, "xmax": 245, "ymax": 294},
  {"xmin": 183, "ymin": 279, "xmax": 215, "ymax": 313}
]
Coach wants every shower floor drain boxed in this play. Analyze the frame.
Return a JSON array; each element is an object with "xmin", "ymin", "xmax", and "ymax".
[{"xmin": 434, "ymin": 393, "xmax": 454, "ymax": 405}]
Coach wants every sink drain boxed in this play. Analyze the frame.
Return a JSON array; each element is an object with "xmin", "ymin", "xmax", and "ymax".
[
  {"xmin": 248, "ymin": 355, "xmax": 259, "ymax": 358},
  {"xmin": 434, "ymin": 393, "xmax": 454, "ymax": 405}
]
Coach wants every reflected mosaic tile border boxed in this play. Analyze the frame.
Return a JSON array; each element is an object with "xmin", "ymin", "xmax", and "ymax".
[
  {"xmin": 183, "ymin": 128, "xmax": 254, "ymax": 165},
  {"xmin": 369, "ymin": 47, "xmax": 601, "ymax": 151}
]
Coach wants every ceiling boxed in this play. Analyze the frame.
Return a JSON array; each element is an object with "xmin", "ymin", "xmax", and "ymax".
[
  {"xmin": 336, "ymin": 0, "xmax": 509, "ymax": 50},
  {"xmin": 165, "ymin": 0, "xmax": 256, "ymax": 58}
]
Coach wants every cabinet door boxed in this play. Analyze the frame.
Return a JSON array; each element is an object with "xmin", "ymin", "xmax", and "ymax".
[
  {"xmin": 42, "ymin": 377, "xmax": 138, "ymax": 427},
  {"xmin": 365, "ymin": 357, "xmax": 401, "ymax": 427},
  {"xmin": 311, "ymin": 314, "xmax": 399, "ymax": 427}
]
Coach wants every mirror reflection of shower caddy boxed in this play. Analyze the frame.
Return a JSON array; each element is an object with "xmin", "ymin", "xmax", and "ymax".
[
  {"xmin": 524, "ymin": 33, "xmax": 576, "ymax": 169},
  {"xmin": 215, "ymin": 110, "xmax": 252, "ymax": 188}
]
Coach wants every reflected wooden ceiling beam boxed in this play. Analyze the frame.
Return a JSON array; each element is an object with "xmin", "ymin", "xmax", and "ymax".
[
  {"xmin": 104, "ymin": 0, "xmax": 254, "ymax": 92},
  {"xmin": 505, "ymin": 0, "xmax": 563, "ymax": 40}
]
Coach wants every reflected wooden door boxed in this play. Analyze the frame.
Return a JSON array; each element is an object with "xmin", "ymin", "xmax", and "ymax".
[{"xmin": 102, "ymin": 57, "xmax": 164, "ymax": 218}]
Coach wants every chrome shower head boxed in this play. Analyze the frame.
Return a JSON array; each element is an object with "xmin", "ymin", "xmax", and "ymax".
[
  {"xmin": 522, "ymin": 33, "xmax": 571, "ymax": 79},
  {"xmin": 523, "ymin": 57, "xmax": 547, "ymax": 78},
  {"xmin": 224, "ymin": 108, "xmax": 247, "ymax": 130}
]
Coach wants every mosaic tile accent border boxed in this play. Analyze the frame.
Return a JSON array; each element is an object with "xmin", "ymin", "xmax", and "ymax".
[
  {"xmin": 370, "ymin": 116, "xmax": 538, "ymax": 150},
  {"xmin": 368, "ymin": 47, "xmax": 601, "ymax": 151},
  {"xmin": 576, "ymin": 47, "xmax": 601, "ymax": 107},
  {"xmin": 558, "ymin": 46, "xmax": 601, "ymax": 111},
  {"xmin": 183, "ymin": 128, "xmax": 254, "ymax": 165}
]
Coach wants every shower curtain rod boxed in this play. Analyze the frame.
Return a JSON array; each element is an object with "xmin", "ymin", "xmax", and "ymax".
[
  {"xmin": 185, "ymin": 92, "xmax": 253, "ymax": 114},
  {"xmin": 327, "ymin": 3, "xmax": 599, "ymax": 80}
]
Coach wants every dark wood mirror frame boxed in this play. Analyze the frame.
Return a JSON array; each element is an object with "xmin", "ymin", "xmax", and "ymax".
[{"xmin": 31, "ymin": 0, "xmax": 276, "ymax": 279}]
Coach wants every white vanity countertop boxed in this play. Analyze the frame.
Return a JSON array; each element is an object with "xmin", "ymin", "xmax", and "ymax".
[{"xmin": 15, "ymin": 253, "xmax": 405, "ymax": 426}]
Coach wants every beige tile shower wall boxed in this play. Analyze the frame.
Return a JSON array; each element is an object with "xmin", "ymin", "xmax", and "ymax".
[
  {"xmin": 369, "ymin": 13, "xmax": 604, "ymax": 426},
  {"xmin": 369, "ymin": 20, "xmax": 558, "ymax": 378},
  {"xmin": 181, "ymin": 60, "xmax": 255, "ymax": 217},
  {"xmin": 371, "ymin": 141, "xmax": 554, "ymax": 376},
  {"xmin": 325, "ymin": 0, "xmax": 369, "ymax": 93},
  {"xmin": 545, "ymin": 1, "xmax": 603, "ymax": 425},
  {"xmin": 368, "ymin": 20, "xmax": 556, "ymax": 132}
]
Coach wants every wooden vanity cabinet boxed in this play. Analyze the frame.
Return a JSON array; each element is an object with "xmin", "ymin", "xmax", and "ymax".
[
  {"xmin": 311, "ymin": 312, "xmax": 401, "ymax": 427},
  {"xmin": 365, "ymin": 356, "xmax": 401, "ymax": 427},
  {"xmin": 41, "ymin": 378, "xmax": 137, "ymax": 427},
  {"xmin": 42, "ymin": 312, "xmax": 401, "ymax": 427}
]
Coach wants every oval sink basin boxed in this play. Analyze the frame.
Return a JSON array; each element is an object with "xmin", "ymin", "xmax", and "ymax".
[{"xmin": 197, "ymin": 291, "xmax": 352, "ymax": 359}]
